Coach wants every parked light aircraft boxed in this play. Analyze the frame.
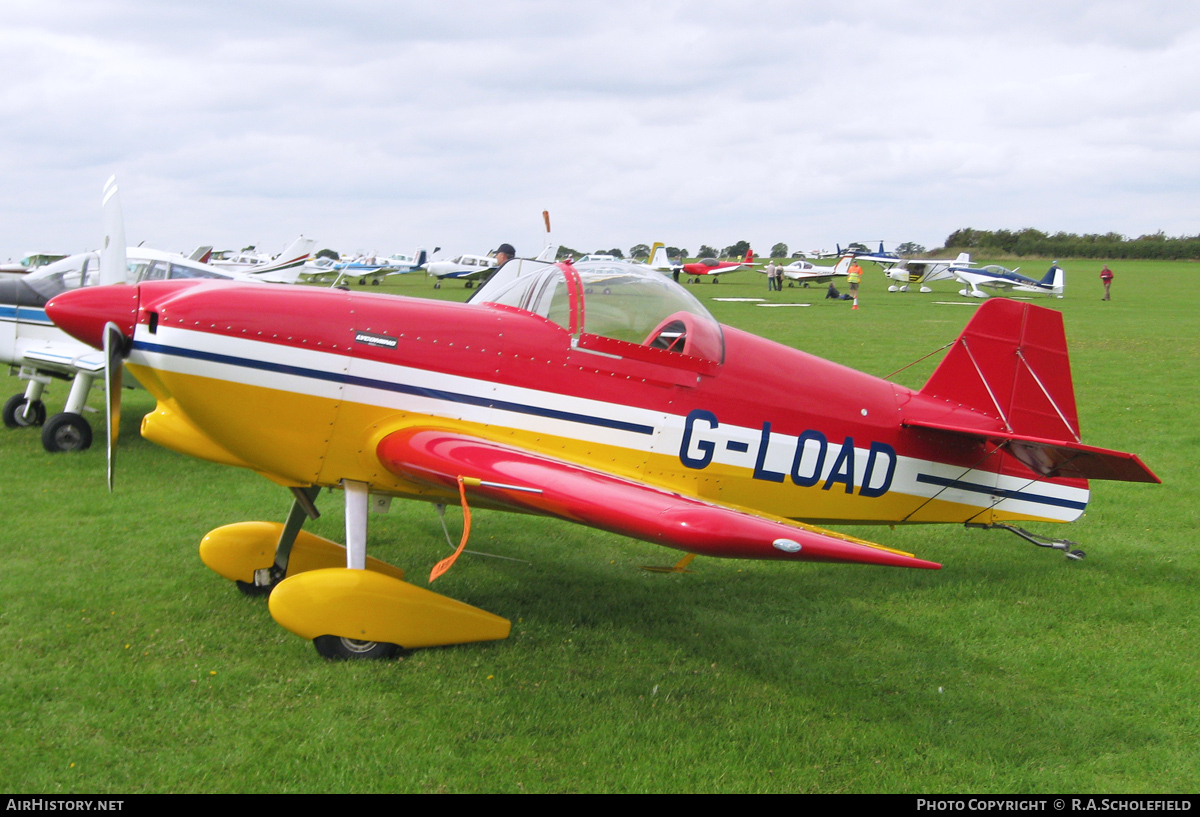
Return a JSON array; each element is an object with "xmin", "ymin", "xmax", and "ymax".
[
  {"xmin": 424, "ymin": 238, "xmax": 559, "ymax": 289},
  {"xmin": 328, "ymin": 250, "xmax": 430, "ymax": 287},
  {"xmin": 1, "ymin": 178, "xmax": 299, "ymax": 451},
  {"xmin": 423, "ymin": 253, "xmax": 497, "ymax": 288},
  {"xmin": 856, "ymin": 251, "xmax": 974, "ymax": 293},
  {"xmin": 954, "ymin": 261, "xmax": 1065, "ymax": 299},
  {"xmin": 207, "ymin": 237, "xmax": 316, "ymax": 283},
  {"xmin": 681, "ymin": 250, "xmax": 755, "ymax": 283},
  {"xmin": 839, "ymin": 242, "xmax": 899, "ymax": 262},
  {"xmin": 768, "ymin": 255, "xmax": 853, "ymax": 287},
  {"xmin": 48, "ymin": 257, "xmax": 1156, "ymax": 659},
  {"xmin": 1, "ymin": 253, "xmax": 70, "ymax": 280}
]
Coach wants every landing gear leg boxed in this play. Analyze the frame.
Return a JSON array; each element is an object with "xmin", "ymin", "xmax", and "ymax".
[
  {"xmin": 264, "ymin": 482, "xmax": 511, "ymax": 658},
  {"xmin": 42, "ymin": 372, "xmax": 95, "ymax": 452},
  {"xmin": 965, "ymin": 522, "xmax": 1086, "ymax": 560},
  {"xmin": 237, "ymin": 486, "xmax": 321, "ymax": 596},
  {"xmin": 301, "ymin": 480, "xmax": 401, "ymax": 660},
  {"xmin": 4, "ymin": 376, "xmax": 48, "ymax": 428}
]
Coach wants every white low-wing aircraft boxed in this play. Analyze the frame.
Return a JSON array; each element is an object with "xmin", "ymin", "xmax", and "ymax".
[
  {"xmin": 769, "ymin": 255, "xmax": 854, "ymax": 287},
  {"xmin": 207, "ymin": 237, "xmax": 316, "ymax": 283},
  {"xmin": 423, "ymin": 253, "xmax": 498, "ymax": 289},
  {"xmin": 1, "ymin": 177, "xmax": 299, "ymax": 451},
  {"xmin": 953, "ymin": 261, "xmax": 1066, "ymax": 299},
  {"xmin": 424, "ymin": 242, "xmax": 559, "ymax": 289},
  {"xmin": 856, "ymin": 251, "xmax": 974, "ymax": 293}
]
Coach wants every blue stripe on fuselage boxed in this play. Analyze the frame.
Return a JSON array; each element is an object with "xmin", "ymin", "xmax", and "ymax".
[
  {"xmin": 915, "ymin": 473, "xmax": 1086, "ymax": 510},
  {"xmin": 132, "ymin": 339, "xmax": 656, "ymax": 436}
]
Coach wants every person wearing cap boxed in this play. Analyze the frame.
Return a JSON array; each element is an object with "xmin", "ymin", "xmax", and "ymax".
[
  {"xmin": 1099, "ymin": 264, "xmax": 1114, "ymax": 300},
  {"xmin": 495, "ymin": 243, "xmax": 515, "ymax": 268}
]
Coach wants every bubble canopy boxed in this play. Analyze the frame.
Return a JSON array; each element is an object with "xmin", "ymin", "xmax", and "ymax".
[{"xmin": 476, "ymin": 261, "xmax": 724, "ymax": 364}]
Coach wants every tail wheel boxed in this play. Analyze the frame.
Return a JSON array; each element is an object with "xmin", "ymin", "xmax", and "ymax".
[
  {"xmin": 3, "ymin": 395, "xmax": 46, "ymax": 428},
  {"xmin": 313, "ymin": 635, "xmax": 400, "ymax": 660}
]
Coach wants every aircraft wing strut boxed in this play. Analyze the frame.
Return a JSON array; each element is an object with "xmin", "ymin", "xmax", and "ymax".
[{"xmin": 377, "ymin": 427, "xmax": 941, "ymax": 570}]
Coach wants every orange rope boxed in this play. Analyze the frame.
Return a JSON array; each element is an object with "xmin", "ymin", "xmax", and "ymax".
[{"xmin": 429, "ymin": 476, "xmax": 472, "ymax": 583}]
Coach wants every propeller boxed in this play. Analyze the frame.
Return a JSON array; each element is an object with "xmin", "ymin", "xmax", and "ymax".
[{"xmin": 103, "ymin": 321, "xmax": 129, "ymax": 491}]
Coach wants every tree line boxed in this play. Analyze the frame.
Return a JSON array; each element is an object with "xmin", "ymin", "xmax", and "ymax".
[{"xmin": 943, "ymin": 228, "xmax": 1200, "ymax": 260}]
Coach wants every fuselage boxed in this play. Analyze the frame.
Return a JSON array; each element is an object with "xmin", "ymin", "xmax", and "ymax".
[
  {"xmin": 49, "ymin": 275, "xmax": 1088, "ymax": 527},
  {"xmin": 681, "ymin": 257, "xmax": 749, "ymax": 277}
]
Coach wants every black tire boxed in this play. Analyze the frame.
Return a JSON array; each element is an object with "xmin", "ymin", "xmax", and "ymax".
[
  {"xmin": 433, "ymin": 282, "xmax": 441, "ymax": 289},
  {"xmin": 712, "ymin": 277, "xmax": 719, "ymax": 283},
  {"xmin": 358, "ymin": 277, "xmax": 366, "ymax": 286},
  {"xmin": 371, "ymin": 278, "xmax": 381, "ymax": 286},
  {"xmin": 3, "ymin": 394, "xmax": 46, "ymax": 428},
  {"xmin": 41, "ymin": 412, "xmax": 93, "ymax": 452},
  {"xmin": 464, "ymin": 281, "xmax": 473, "ymax": 289},
  {"xmin": 313, "ymin": 635, "xmax": 400, "ymax": 660}
]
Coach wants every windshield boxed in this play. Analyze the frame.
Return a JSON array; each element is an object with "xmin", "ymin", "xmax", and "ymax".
[{"xmin": 480, "ymin": 261, "xmax": 723, "ymax": 362}]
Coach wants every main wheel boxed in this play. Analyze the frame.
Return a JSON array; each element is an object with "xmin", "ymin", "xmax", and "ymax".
[
  {"xmin": 313, "ymin": 635, "xmax": 400, "ymax": 660},
  {"xmin": 41, "ymin": 412, "xmax": 92, "ymax": 452},
  {"xmin": 3, "ymin": 394, "xmax": 46, "ymax": 428},
  {"xmin": 236, "ymin": 579, "xmax": 273, "ymax": 597}
]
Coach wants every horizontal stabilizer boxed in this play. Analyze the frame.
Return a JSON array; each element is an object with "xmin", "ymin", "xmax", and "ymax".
[
  {"xmin": 901, "ymin": 418, "xmax": 1160, "ymax": 483},
  {"xmin": 377, "ymin": 428, "xmax": 940, "ymax": 570}
]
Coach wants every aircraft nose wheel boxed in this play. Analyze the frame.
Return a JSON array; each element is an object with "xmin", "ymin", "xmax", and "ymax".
[
  {"xmin": 3, "ymin": 394, "xmax": 46, "ymax": 428},
  {"xmin": 313, "ymin": 635, "xmax": 401, "ymax": 660},
  {"xmin": 41, "ymin": 412, "xmax": 93, "ymax": 452}
]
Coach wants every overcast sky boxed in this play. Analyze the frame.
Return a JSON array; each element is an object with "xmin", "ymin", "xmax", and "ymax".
[{"xmin": 2, "ymin": 1, "xmax": 1197, "ymax": 261}]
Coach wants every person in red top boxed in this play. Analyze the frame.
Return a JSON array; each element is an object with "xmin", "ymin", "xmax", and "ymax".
[{"xmin": 1100, "ymin": 264, "xmax": 1114, "ymax": 301}]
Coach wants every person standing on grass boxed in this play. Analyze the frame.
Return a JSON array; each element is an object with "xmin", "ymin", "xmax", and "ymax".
[
  {"xmin": 847, "ymin": 258, "xmax": 863, "ymax": 309},
  {"xmin": 1100, "ymin": 264, "xmax": 1114, "ymax": 300},
  {"xmin": 765, "ymin": 260, "xmax": 777, "ymax": 291}
]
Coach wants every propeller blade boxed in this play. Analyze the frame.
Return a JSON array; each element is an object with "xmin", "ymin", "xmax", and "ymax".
[
  {"xmin": 100, "ymin": 177, "xmax": 127, "ymax": 286},
  {"xmin": 103, "ymin": 321, "xmax": 128, "ymax": 492}
]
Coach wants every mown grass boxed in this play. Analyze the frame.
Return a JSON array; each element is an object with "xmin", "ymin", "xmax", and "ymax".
[{"xmin": 0, "ymin": 260, "xmax": 1195, "ymax": 792}]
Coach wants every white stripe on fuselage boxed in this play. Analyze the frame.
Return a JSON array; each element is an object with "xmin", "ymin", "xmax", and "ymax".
[{"xmin": 132, "ymin": 324, "xmax": 1088, "ymax": 520}]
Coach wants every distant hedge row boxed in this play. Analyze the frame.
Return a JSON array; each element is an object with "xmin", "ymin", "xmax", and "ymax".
[{"xmin": 943, "ymin": 228, "xmax": 1200, "ymax": 260}]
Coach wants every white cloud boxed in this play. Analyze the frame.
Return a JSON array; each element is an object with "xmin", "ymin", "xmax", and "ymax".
[{"xmin": 1, "ymin": 1, "xmax": 1198, "ymax": 262}]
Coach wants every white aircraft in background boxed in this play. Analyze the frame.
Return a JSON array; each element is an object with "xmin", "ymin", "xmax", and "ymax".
[
  {"xmin": 206, "ymin": 237, "xmax": 316, "ymax": 283},
  {"xmin": 769, "ymin": 255, "xmax": 854, "ymax": 287},
  {"xmin": 425, "ymin": 213, "xmax": 560, "ymax": 289},
  {"xmin": 953, "ymin": 261, "xmax": 1066, "ymax": 299},
  {"xmin": 326, "ymin": 249, "xmax": 432, "ymax": 287},
  {"xmin": 857, "ymin": 251, "xmax": 974, "ymax": 293},
  {"xmin": 1, "ymin": 252, "xmax": 70, "ymax": 280},
  {"xmin": 0, "ymin": 177, "xmax": 299, "ymax": 452},
  {"xmin": 423, "ymin": 253, "xmax": 498, "ymax": 289}
]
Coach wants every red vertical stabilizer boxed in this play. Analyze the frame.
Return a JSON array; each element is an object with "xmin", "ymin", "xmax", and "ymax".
[{"xmin": 907, "ymin": 299, "xmax": 1157, "ymax": 484}]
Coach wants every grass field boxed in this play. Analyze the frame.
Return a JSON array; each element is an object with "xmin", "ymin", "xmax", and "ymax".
[{"xmin": 1, "ymin": 260, "xmax": 1196, "ymax": 793}]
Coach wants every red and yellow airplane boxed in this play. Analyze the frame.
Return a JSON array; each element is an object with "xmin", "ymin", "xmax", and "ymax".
[
  {"xmin": 46, "ymin": 260, "xmax": 1157, "ymax": 659},
  {"xmin": 680, "ymin": 249, "xmax": 756, "ymax": 282}
]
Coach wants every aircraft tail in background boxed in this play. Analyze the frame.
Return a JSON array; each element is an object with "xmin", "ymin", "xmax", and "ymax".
[{"xmin": 647, "ymin": 242, "xmax": 671, "ymax": 271}]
